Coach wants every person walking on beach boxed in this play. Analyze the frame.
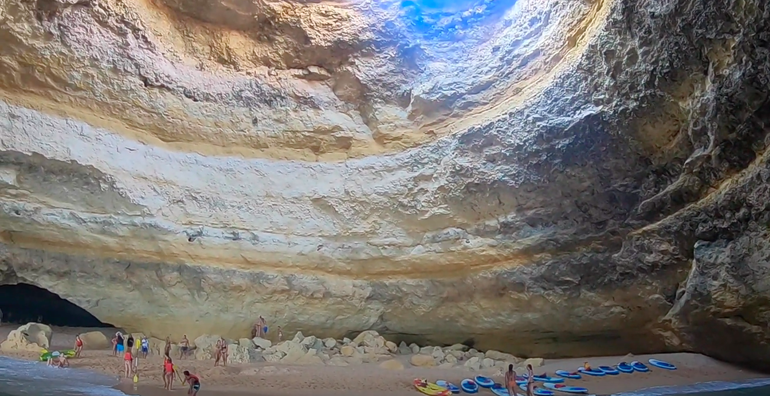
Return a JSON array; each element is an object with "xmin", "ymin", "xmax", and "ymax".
[
  {"xmin": 180, "ymin": 335, "xmax": 190, "ymax": 359},
  {"xmin": 277, "ymin": 326, "xmax": 283, "ymax": 342},
  {"xmin": 526, "ymin": 364, "xmax": 534, "ymax": 396},
  {"xmin": 140, "ymin": 336, "xmax": 149, "ymax": 358},
  {"xmin": 505, "ymin": 364, "xmax": 517, "ymax": 396},
  {"xmin": 74, "ymin": 335, "xmax": 83, "ymax": 358},
  {"xmin": 183, "ymin": 370, "xmax": 201, "ymax": 396}
]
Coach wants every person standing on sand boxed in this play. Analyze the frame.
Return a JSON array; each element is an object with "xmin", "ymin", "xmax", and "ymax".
[
  {"xmin": 124, "ymin": 346, "xmax": 134, "ymax": 378},
  {"xmin": 259, "ymin": 316, "xmax": 267, "ymax": 336},
  {"xmin": 74, "ymin": 335, "xmax": 83, "ymax": 358},
  {"xmin": 277, "ymin": 326, "xmax": 283, "ymax": 342},
  {"xmin": 505, "ymin": 364, "xmax": 517, "ymax": 396},
  {"xmin": 214, "ymin": 338, "xmax": 223, "ymax": 366},
  {"xmin": 526, "ymin": 364, "xmax": 534, "ymax": 396},
  {"xmin": 180, "ymin": 335, "xmax": 190, "ymax": 359},
  {"xmin": 163, "ymin": 356, "xmax": 179, "ymax": 390},
  {"xmin": 183, "ymin": 370, "xmax": 201, "ymax": 396},
  {"xmin": 140, "ymin": 336, "xmax": 149, "ymax": 358},
  {"xmin": 164, "ymin": 336, "xmax": 172, "ymax": 357},
  {"xmin": 116, "ymin": 332, "xmax": 125, "ymax": 356},
  {"xmin": 126, "ymin": 334, "xmax": 135, "ymax": 353},
  {"xmin": 111, "ymin": 334, "xmax": 118, "ymax": 356}
]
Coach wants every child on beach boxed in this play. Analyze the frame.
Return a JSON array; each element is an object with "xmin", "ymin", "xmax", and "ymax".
[
  {"xmin": 183, "ymin": 371, "xmax": 201, "ymax": 396},
  {"xmin": 74, "ymin": 335, "xmax": 83, "ymax": 358}
]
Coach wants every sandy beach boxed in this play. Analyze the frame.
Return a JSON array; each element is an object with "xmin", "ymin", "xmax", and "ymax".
[{"xmin": 1, "ymin": 324, "xmax": 766, "ymax": 396}]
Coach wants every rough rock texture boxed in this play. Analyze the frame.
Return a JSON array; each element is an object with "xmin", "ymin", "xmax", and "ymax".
[{"xmin": 0, "ymin": 0, "xmax": 769, "ymax": 371}]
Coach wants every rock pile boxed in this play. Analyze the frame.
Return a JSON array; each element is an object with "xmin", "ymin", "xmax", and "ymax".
[
  {"xmin": 0, "ymin": 323, "xmax": 53, "ymax": 352},
  {"xmin": 177, "ymin": 330, "xmax": 543, "ymax": 371}
]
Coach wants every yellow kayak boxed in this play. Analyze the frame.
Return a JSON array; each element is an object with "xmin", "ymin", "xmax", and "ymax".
[{"xmin": 413, "ymin": 378, "xmax": 451, "ymax": 396}]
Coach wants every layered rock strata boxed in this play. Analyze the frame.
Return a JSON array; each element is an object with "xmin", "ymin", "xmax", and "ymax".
[{"xmin": 0, "ymin": 0, "xmax": 769, "ymax": 370}]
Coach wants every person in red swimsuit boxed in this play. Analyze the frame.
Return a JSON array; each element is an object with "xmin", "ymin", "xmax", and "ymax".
[
  {"xmin": 163, "ymin": 356, "xmax": 178, "ymax": 390},
  {"xmin": 124, "ymin": 349, "xmax": 133, "ymax": 378},
  {"xmin": 74, "ymin": 335, "xmax": 83, "ymax": 358}
]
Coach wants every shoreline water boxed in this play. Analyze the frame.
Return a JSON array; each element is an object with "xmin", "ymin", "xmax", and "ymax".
[{"xmin": 1, "ymin": 324, "xmax": 768, "ymax": 396}]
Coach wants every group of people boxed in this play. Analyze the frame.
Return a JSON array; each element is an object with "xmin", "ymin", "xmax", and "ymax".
[{"xmin": 505, "ymin": 363, "xmax": 536, "ymax": 396}]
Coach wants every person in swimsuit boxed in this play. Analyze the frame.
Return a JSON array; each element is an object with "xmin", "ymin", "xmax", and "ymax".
[
  {"xmin": 164, "ymin": 336, "xmax": 172, "ymax": 358},
  {"xmin": 183, "ymin": 370, "xmax": 201, "ymax": 396},
  {"xmin": 180, "ymin": 335, "xmax": 190, "ymax": 359},
  {"xmin": 74, "ymin": 335, "xmax": 83, "ymax": 358},
  {"xmin": 124, "ymin": 348, "xmax": 134, "ymax": 378},
  {"xmin": 526, "ymin": 364, "xmax": 534, "ymax": 396},
  {"xmin": 277, "ymin": 326, "xmax": 283, "ymax": 342},
  {"xmin": 163, "ymin": 356, "xmax": 178, "ymax": 390},
  {"xmin": 214, "ymin": 338, "xmax": 223, "ymax": 366},
  {"xmin": 505, "ymin": 364, "xmax": 518, "ymax": 396},
  {"xmin": 116, "ymin": 332, "xmax": 125, "ymax": 356},
  {"xmin": 140, "ymin": 336, "xmax": 149, "ymax": 358},
  {"xmin": 127, "ymin": 334, "xmax": 135, "ymax": 351},
  {"xmin": 259, "ymin": 316, "xmax": 267, "ymax": 337},
  {"xmin": 111, "ymin": 335, "xmax": 118, "ymax": 356},
  {"xmin": 583, "ymin": 361, "xmax": 591, "ymax": 371}
]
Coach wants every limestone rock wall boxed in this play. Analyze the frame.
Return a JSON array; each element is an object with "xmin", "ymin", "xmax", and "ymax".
[{"xmin": 0, "ymin": 0, "xmax": 769, "ymax": 370}]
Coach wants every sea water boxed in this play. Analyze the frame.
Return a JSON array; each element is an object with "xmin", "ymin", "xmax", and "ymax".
[
  {"xmin": 612, "ymin": 380, "xmax": 770, "ymax": 396},
  {"xmin": 0, "ymin": 356, "xmax": 126, "ymax": 396}
]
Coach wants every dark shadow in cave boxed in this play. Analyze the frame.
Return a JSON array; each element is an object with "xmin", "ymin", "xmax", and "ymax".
[{"xmin": 0, "ymin": 283, "xmax": 112, "ymax": 327}]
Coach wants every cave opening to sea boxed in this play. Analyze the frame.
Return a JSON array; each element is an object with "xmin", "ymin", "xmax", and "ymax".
[{"xmin": 0, "ymin": 283, "xmax": 111, "ymax": 328}]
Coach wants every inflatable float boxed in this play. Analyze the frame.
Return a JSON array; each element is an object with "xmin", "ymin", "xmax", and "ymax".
[
  {"xmin": 630, "ymin": 361, "xmax": 649, "ymax": 372},
  {"xmin": 531, "ymin": 375, "xmax": 565, "ymax": 384},
  {"xmin": 491, "ymin": 383, "xmax": 513, "ymax": 396},
  {"xmin": 555, "ymin": 370, "xmax": 581, "ymax": 380},
  {"xmin": 519, "ymin": 383, "xmax": 554, "ymax": 396},
  {"xmin": 39, "ymin": 349, "xmax": 75, "ymax": 362},
  {"xmin": 413, "ymin": 379, "xmax": 450, "ymax": 396},
  {"xmin": 461, "ymin": 379, "xmax": 479, "ymax": 394},
  {"xmin": 616, "ymin": 362, "xmax": 634, "ymax": 373},
  {"xmin": 598, "ymin": 366, "xmax": 619, "ymax": 375},
  {"xmin": 577, "ymin": 367, "xmax": 605, "ymax": 376},
  {"xmin": 648, "ymin": 359, "xmax": 676, "ymax": 370},
  {"xmin": 543, "ymin": 383, "xmax": 590, "ymax": 394},
  {"xmin": 436, "ymin": 380, "xmax": 460, "ymax": 394},
  {"xmin": 475, "ymin": 376, "xmax": 495, "ymax": 388}
]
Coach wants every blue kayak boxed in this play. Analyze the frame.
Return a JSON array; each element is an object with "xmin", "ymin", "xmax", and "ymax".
[
  {"xmin": 475, "ymin": 376, "xmax": 495, "ymax": 388},
  {"xmin": 598, "ymin": 366, "xmax": 619, "ymax": 375},
  {"xmin": 436, "ymin": 380, "xmax": 460, "ymax": 394},
  {"xmin": 555, "ymin": 370, "xmax": 581, "ymax": 380},
  {"xmin": 491, "ymin": 383, "xmax": 513, "ymax": 396},
  {"xmin": 543, "ymin": 383, "xmax": 589, "ymax": 394},
  {"xmin": 649, "ymin": 359, "xmax": 677, "ymax": 370},
  {"xmin": 519, "ymin": 383, "xmax": 554, "ymax": 396},
  {"xmin": 631, "ymin": 361, "xmax": 649, "ymax": 372},
  {"xmin": 527, "ymin": 375, "xmax": 565, "ymax": 384},
  {"xmin": 616, "ymin": 362, "xmax": 634, "ymax": 373},
  {"xmin": 461, "ymin": 379, "xmax": 479, "ymax": 393},
  {"xmin": 578, "ymin": 368, "xmax": 605, "ymax": 376}
]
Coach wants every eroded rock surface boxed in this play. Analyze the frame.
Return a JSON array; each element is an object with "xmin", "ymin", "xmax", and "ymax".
[{"xmin": 0, "ymin": 0, "xmax": 769, "ymax": 370}]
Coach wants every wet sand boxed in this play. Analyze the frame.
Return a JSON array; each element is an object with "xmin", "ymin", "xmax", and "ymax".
[{"xmin": 1, "ymin": 324, "xmax": 766, "ymax": 396}]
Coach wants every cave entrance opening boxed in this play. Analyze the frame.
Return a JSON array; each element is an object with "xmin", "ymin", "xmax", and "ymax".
[{"xmin": 0, "ymin": 283, "xmax": 112, "ymax": 328}]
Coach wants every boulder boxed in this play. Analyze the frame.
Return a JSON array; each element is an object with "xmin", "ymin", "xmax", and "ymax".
[
  {"xmin": 228, "ymin": 344, "xmax": 261, "ymax": 364},
  {"xmin": 79, "ymin": 331, "xmax": 110, "ymax": 349},
  {"xmin": 193, "ymin": 335, "xmax": 221, "ymax": 360},
  {"xmin": 447, "ymin": 343, "xmax": 469, "ymax": 351},
  {"xmin": 323, "ymin": 338, "xmax": 337, "ymax": 349},
  {"xmin": 252, "ymin": 337, "xmax": 272, "ymax": 349},
  {"xmin": 263, "ymin": 351, "xmax": 285, "ymax": 362},
  {"xmin": 292, "ymin": 331, "xmax": 305, "ymax": 343},
  {"xmin": 310, "ymin": 338, "xmax": 325, "ymax": 351},
  {"xmin": 485, "ymin": 350, "xmax": 519, "ymax": 362},
  {"xmin": 279, "ymin": 341, "xmax": 308, "ymax": 364},
  {"xmin": 410, "ymin": 354, "xmax": 437, "ymax": 367},
  {"xmin": 385, "ymin": 341, "xmax": 398, "ymax": 353},
  {"xmin": 342, "ymin": 337, "xmax": 351, "ymax": 345},
  {"xmin": 431, "ymin": 347, "xmax": 445, "ymax": 361},
  {"xmin": 464, "ymin": 356, "xmax": 481, "ymax": 370},
  {"xmin": 0, "ymin": 329, "xmax": 46, "ymax": 352},
  {"xmin": 482, "ymin": 358, "xmax": 495, "ymax": 368},
  {"xmin": 352, "ymin": 330, "xmax": 385, "ymax": 348},
  {"xmin": 239, "ymin": 338, "xmax": 255, "ymax": 349},
  {"xmin": 296, "ymin": 349, "xmax": 324, "ymax": 365},
  {"xmin": 410, "ymin": 343, "xmax": 420, "ymax": 354},
  {"xmin": 340, "ymin": 345, "xmax": 357, "ymax": 357},
  {"xmin": 445, "ymin": 354, "xmax": 458, "ymax": 364},
  {"xmin": 16, "ymin": 323, "xmax": 52, "ymax": 349},
  {"xmin": 379, "ymin": 359, "xmax": 405, "ymax": 370},
  {"xmin": 397, "ymin": 341, "xmax": 411, "ymax": 355},
  {"xmin": 523, "ymin": 358, "xmax": 544, "ymax": 368},
  {"xmin": 300, "ymin": 335, "xmax": 317, "ymax": 348}
]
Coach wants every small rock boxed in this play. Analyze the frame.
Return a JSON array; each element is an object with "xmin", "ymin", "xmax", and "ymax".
[
  {"xmin": 292, "ymin": 331, "xmax": 304, "ymax": 343},
  {"xmin": 445, "ymin": 354, "xmax": 458, "ymax": 364},
  {"xmin": 342, "ymin": 337, "xmax": 351, "ymax": 345},
  {"xmin": 340, "ymin": 345, "xmax": 357, "ymax": 357},
  {"xmin": 398, "ymin": 341, "xmax": 411, "ymax": 355},
  {"xmin": 410, "ymin": 343, "xmax": 420, "ymax": 354},
  {"xmin": 239, "ymin": 338, "xmax": 255, "ymax": 349},
  {"xmin": 431, "ymin": 348, "xmax": 445, "ymax": 361},
  {"xmin": 447, "ymin": 343, "xmax": 469, "ymax": 351},
  {"xmin": 464, "ymin": 356, "xmax": 481, "ymax": 371},
  {"xmin": 324, "ymin": 338, "xmax": 337, "ymax": 349},
  {"xmin": 380, "ymin": 359, "xmax": 405, "ymax": 370},
  {"xmin": 410, "ymin": 354, "xmax": 437, "ymax": 367},
  {"xmin": 300, "ymin": 336, "xmax": 317, "ymax": 348},
  {"xmin": 385, "ymin": 341, "xmax": 398, "ymax": 353}
]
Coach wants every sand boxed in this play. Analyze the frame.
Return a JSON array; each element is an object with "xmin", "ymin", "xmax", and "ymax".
[{"xmin": 0, "ymin": 324, "xmax": 766, "ymax": 396}]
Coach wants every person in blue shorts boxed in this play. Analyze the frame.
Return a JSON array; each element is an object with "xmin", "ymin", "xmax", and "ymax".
[
  {"xmin": 140, "ymin": 336, "xmax": 149, "ymax": 358},
  {"xmin": 184, "ymin": 370, "xmax": 201, "ymax": 396},
  {"xmin": 116, "ymin": 332, "xmax": 125, "ymax": 355}
]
